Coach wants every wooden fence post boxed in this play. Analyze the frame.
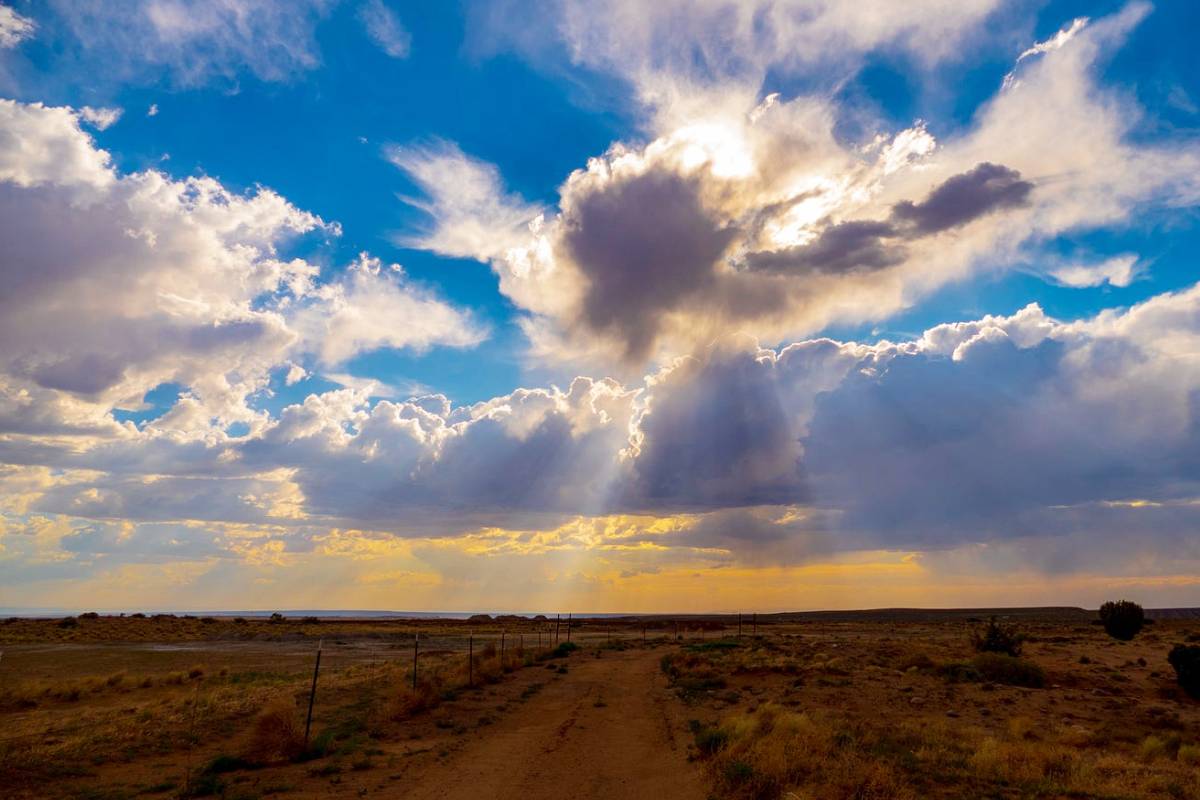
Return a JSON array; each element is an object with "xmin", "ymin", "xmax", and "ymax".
[{"xmin": 566, "ymin": 613, "xmax": 572, "ymax": 643}]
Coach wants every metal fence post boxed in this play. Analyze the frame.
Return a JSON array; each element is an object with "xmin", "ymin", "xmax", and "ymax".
[
  {"xmin": 412, "ymin": 632, "xmax": 419, "ymax": 690},
  {"xmin": 304, "ymin": 639, "xmax": 322, "ymax": 747}
]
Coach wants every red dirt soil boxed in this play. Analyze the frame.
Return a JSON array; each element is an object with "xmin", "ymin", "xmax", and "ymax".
[{"xmin": 391, "ymin": 648, "xmax": 705, "ymax": 800}]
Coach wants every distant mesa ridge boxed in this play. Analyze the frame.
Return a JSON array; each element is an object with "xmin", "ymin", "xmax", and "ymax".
[{"xmin": 3, "ymin": 606, "xmax": 1199, "ymax": 621}]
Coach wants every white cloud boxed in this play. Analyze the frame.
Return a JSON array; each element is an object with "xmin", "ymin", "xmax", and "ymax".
[
  {"xmin": 404, "ymin": 4, "xmax": 1200, "ymax": 369},
  {"xmin": 386, "ymin": 140, "xmax": 545, "ymax": 262},
  {"xmin": 16, "ymin": 278, "xmax": 1200, "ymax": 574},
  {"xmin": 78, "ymin": 106, "xmax": 123, "ymax": 130},
  {"xmin": 45, "ymin": 0, "xmax": 335, "ymax": 86},
  {"xmin": 358, "ymin": 0, "xmax": 410, "ymax": 58},
  {"xmin": 0, "ymin": 99, "xmax": 483, "ymax": 444},
  {"xmin": 284, "ymin": 363, "xmax": 308, "ymax": 386},
  {"xmin": 471, "ymin": 0, "xmax": 1005, "ymax": 127},
  {"xmin": 290, "ymin": 253, "xmax": 486, "ymax": 366},
  {"xmin": 0, "ymin": 4, "xmax": 34, "ymax": 48},
  {"xmin": 1013, "ymin": 17, "xmax": 1089, "ymax": 65},
  {"xmin": 0, "ymin": 99, "xmax": 115, "ymax": 188},
  {"xmin": 147, "ymin": 103, "xmax": 159, "ymax": 117},
  {"xmin": 1048, "ymin": 254, "xmax": 1142, "ymax": 288}
]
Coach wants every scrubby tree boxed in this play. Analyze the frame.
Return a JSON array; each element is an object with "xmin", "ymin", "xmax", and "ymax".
[
  {"xmin": 1168, "ymin": 645, "xmax": 1200, "ymax": 699},
  {"xmin": 1099, "ymin": 600, "xmax": 1145, "ymax": 641},
  {"xmin": 971, "ymin": 616, "xmax": 1024, "ymax": 657}
]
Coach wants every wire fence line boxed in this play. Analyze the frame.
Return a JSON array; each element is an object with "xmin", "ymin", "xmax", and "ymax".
[{"xmin": 0, "ymin": 616, "xmax": 772, "ymax": 750}]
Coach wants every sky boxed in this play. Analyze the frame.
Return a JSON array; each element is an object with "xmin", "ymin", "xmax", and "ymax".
[{"xmin": 1, "ymin": 0, "xmax": 1199, "ymax": 613}]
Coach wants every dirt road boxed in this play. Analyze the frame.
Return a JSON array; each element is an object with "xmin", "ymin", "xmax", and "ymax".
[{"xmin": 393, "ymin": 647, "xmax": 707, "ymax": 800}]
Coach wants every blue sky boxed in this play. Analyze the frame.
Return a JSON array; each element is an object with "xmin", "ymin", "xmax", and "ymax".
[{"xmin": 1, "ymin": 1, "xmax": 1200, "ymax": 612}]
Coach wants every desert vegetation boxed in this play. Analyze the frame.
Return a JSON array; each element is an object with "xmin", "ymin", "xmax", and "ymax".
[
  {"xmin": 666, "ymin": 610, "xmax": 1200, "ymax": 800},
  {"xmin": 2, "ymin": 609, "xmax": 1199, "ymax": 799},
  {"xmin": 0, "ymin": 613, "xmax": 614, "ymax": 798}
]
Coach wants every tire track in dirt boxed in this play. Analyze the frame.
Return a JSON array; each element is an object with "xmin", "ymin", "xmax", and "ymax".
[{"xmin": 391, "ymin": 648, "xmax": 705, "ymax": 800}]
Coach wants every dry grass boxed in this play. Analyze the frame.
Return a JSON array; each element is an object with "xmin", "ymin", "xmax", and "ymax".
[
  {"xmin": 670, "ymin": 618, "xmax": 1200, "ymax": 800},
  {"xmin": 246, "ymin": 699, "xmax": 306, "ymax": 763},
  {"xmin": 693, "ymin": 704, "xmax": 915, "ymax": 800}
]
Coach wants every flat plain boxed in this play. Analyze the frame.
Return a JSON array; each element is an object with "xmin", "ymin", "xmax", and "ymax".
[{"xmin": 2, "ymin": 609, "xmax": 1199, "ymax": 799}]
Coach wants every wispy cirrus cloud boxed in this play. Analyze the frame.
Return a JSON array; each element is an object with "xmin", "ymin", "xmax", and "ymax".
[
  {"xmin": 43, "ymin": 0, "xmax": 335, "ymax": 87},
  {"xmin": 0, "ymin": 4, "xmax": 34, "ymax": 48},
  {"xmin": 358, "ymin": 0, "xmax": 410, "ymax": 59}
]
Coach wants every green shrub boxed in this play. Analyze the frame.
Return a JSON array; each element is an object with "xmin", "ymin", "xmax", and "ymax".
[
  {"xmin": 970, "ymin": 617, "xmax": 1025, "ymax": 656},
  {"xmin": 689, "ymin": 720, "xmax": 729, "ymax": 755},
  {"xmin": 544, "ymin": 641, "xmax": 578, "ymax": 660},
  {"xmin": 1168, "ymin": 645, "xmax": 1200, "ymax": 699},
  {"xmin": 1099, "ymin": 600, "xmax": 1145, "ymax": 641}
]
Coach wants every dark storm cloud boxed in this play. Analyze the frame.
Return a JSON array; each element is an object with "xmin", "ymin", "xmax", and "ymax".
[
  {"xmin": 744, "ymin": 163, "xmax": 1033, "ymax": 275},
  {"xmin": 562, "ymin": 168, "xmax": 738, "ymax": 360},
  {"xmin": 744, "ymin": 220, "xmax": 902, "ymax": 275},
  {"xmin": 890, "ymin": 161, "xmax": 1033, "ymax": 235}
]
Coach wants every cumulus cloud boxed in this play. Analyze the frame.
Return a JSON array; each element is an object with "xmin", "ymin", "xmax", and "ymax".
[
  {"xmin": 18, "ymin": 279, "xmax": 1200, "ymax": 582},
  {"xmin": 358, "ymin": 0, "xmax": 410, "ymax": 58},
  {"xmin": 290, "ymin": 253, "xmax": 486, "ymax": 365},
  {"xmin": 0, "ymin": 4, "xmax": 34, "ymax": 48},
  {"xmin": 44, "ymin": 0, "xmax": 335, "ymax": 86},
  {"xmin": 403, "ymin": 5, "xmax": 1199, "ymax": 368},
  {"xmin": 0, "ymin": 99, "xmax": 483, "ymax": 444}
]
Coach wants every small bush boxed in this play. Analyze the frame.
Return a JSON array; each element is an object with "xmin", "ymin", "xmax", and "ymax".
[
  {"xmin": 971, "ymin": 617, "xmax": 1024, "ymax": 656},
  {"xmin": 57, "ymin": 616, "xmax": 78, "ymax": 629},
  {"xmin": 1099, "ymin": 600, "xmax": 1145, "ymax": 641},
  {"xmin": 391, "ymin": 684, "xmax": 439, "ymax": 719},
  {"xmin": 205, "ymin": 754, "xmax": 253, "ymax": 774},
  {"xmin": 268, "ymin": 612, "xmax": 285, "ymax": 624},
  {"xmin": 1139, "ymin": 734, "xmax": 1180, "ymax": 761},
  {"xmin": 544, "ymin": 641, "xmax": 579, "ymax": 660},
  {"xmin": 1167, "ymin": 644, "xmax": 1200, "ymax": 699},
  {"xmin": 79, "ymin": 611, "xmax": 100, "ymax": 620},
  {"xmin": 246, "ymin": 700, "xmax": 306, "ymax": 763},
  {"xmin": 690, "ymin": 721, "xmax": 730, "ymax": 755},
  {"xmin": 896, "ymin": 653, "xmax": 935, "ymax": 672},
  {"xmin": 972, "ymin": 653, "xmax": 1045, "ymax": 688}
]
